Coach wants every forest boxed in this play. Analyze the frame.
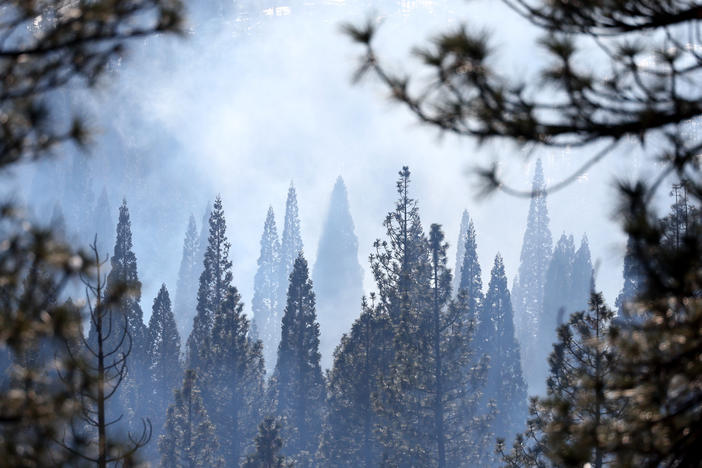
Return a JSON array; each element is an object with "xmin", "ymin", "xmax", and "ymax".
[{"xmin": 1, "ymin": 1, "xmax": 701, "ymax": 468}]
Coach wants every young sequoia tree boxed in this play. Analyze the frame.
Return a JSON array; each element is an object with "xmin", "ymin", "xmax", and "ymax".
[{"xmin": 242, "ymin": 417, "xmax": 293, "ymax": 468}]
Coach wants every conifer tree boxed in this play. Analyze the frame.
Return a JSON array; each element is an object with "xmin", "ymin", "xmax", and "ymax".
[
  {"xmin": 187, "ymin": 196, "xmax": 233, "ymax": 369},
  {"xmin": 533, "ymin": 234, "xmax": 576, "ymax": 395},
  {"xmin": 277, "ymin": 183, "xmax": 304, "ymax": 323},
  {"xmin": 253, "ymin": 206, "xmax": 281, "ymax": 373},
  {"xmin": 313, "ymin": 176, "xmax": 364, "ymax": 369},
  {"xmin": 614, "ymin": 235, "xmax": 646, "ymax": 322},
  {"xmin": 570, "ymin": 236, "xmax": 594, "ymax": 315},
  {"xmin": 482, "ymin": 254, "xmax": 527, "ymax": 445},
  {"xmin": 458, "ymin": 216, "xmax": 483, "ymax": 327},
  {"xmin": 243, "ymin": 417, "xmax": 293, "ymax": 468},
  {"xmin": 269, "ymin": 253, "xmax": 325, "ymax": 467},
  {"xmin": 175, "ymin": 215, "xmax": 200, "ymax": 341},
  {"xmin": 319, "ymin": 297, "xmax": 392, "ymax": 467},
  {"xmin": 377, "ymin": 223, "xmax": 490, "ymax": 467},
  {"xmin": 203, "ymin": 283, "xmax": 265, "ymax": 465},
  {"xmin": 159, "ymin": 370, "xmax": 222, "ymax": 468},
  {"xmin": 511, "ymin": 159, "xmax": 553, "ymax": 390},
  {"xmin": 501, "ymin": 293, "xmax": 621, "ymax": 468},
  {"xmin": 147, "ymin": 284, "xmax": 182, "ymax": 461},
  {"xmin": 103, "ymin": 199, "xmax": 150, "ymax": 426},
  {"xmin": 453, "ymin": 209, "xmax": 471, "ymax": 295}
]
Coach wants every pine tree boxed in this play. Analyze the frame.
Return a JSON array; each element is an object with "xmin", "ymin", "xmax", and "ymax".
[
  {"xmin": 533, "ymin": 233, "xmax": 576, "ymax": 395},
  {"xmin": 482, "ymin": 254, "xmax": 527, "ymax": 446},
  {"xmin": 319, "ymin": 297, "xmax": 392, "ymax": 467},
  {"xmin": 103, "ymin": 199, "xmax": 150, "ymax": 427},
  {"xmin": 203, "ymin": 282, "xmax": 265, "ymax": 465},
  {"xmin": 377, "ymin": 223, "xmax": 490, "ymax": 467},
  {"xmin": 277, "ymin": 183, "xmax": 304, "ymax": 325},
  {"xmin": 511, "ymin": 159, "xmax": 553, "ymax": 391},
  {"xmin": 243, "ymin": 417, "xmax": 294, "ymax": 468},
  {"xmin": 147, "ymin": 284, "xmax": 182, "ymax": 462},
  {"xmin": 187, "ymin": 196, "xmax": 234, "ymax": 369},
  {"xmin": 175, "ymin": 215, "xmax": 200, "ymax": 341},
  {"xmin": 312, "ymin": 176, "xmax": 364, "ymax": 370},
  {"xmin": 501, "ymin": 293, "xmax": 622, "ymax": 468},
  {"xmin": 253, "ymin": 206, "xmax": 281, "ymax": 374},
  {"xmin": 159, "ymin": 370, "xmax": 222, "ymax": 468},
  {"xmin": 452, "ymin": 209, "xmax": 471, "ymax": 295},
  {"xmin": 268, "ymin": 253, "xmax": 325, "ymax": 467}
]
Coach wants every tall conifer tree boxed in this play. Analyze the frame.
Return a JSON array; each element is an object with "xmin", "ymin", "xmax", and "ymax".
[
  {"xmin": 268, "ymin": 253, "xmax": 325, "ymax": 467},
  {"xmin": 103, "ymin": 199, "xmax": 149, "ymax": 426},
  {"xmin": 186, "ymin": 196, "xmax": 233, "ymax": 369},
  {"xmin": 203, "ymin": 282, "xmax": 265, "ymax": 465},
  {"xmin": 277, "ymin": 183, "xmax": 304, "ymax": 323},
  {"xmin": 378, "ymin": 223, "xmax": 490, "ymax": 467},
  {"xmin": 174, "ymin": 215, "xmax": 200, "ymax": 342},
  {"xmin": 512, "ymin": 159, "xmax": 553, "ymax": 390},
  {"xmin": 570, "ymin": 236, "xmax": 594, "ymax": 314},
  {"xmin": 312, "ymin": 176, "xmax": 364, "ymax": 369},
  {"xmin": 482, "ymin": 254, "xmax": 528, "ymax": 445},
  {"xmin": 147, "ymin": 284, "xmax": 182, "ymax": 461},
  {"xmin": 253, "ymin": 206, "xmax": 281, "ymax": 373},
  {"xmin": 534, "ymin": 233, "xmax": 576, "ymax": 395},
  {"xmin": 458, "ymin": 217, "xmax": 483, "ymax": 322}
]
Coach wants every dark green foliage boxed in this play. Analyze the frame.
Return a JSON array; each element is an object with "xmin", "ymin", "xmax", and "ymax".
[
  {"xmin": 185, "ymin": 195, "xmax": 265, "ymax": 464},
  {"xmin": 510, "ymin": 160, "xmax": 553, "ymax": 391},
  {"xmin": 187, "ymin": 195, "xmax": 234, "ymax": 369},
  {"xmin": 278, "ymin": 184, "xmax": 304, "ymax": 327},
  {"xmin": 203, "ymin": 285, "xmax": 265, "ymax": 465},
  {"xmin": 482, "ymin": 254, "xmax": 527, "ymax": 446},
  {"xmin": 243, "ymin": 417, "xmax": 294, "ymax": 468},
  {"xmin": 253, "ymin": 207, "xmax": 281, "ymax": 374},
  {"xmin": 175, "ymin": 215, "xmax": 200, "ymax": 342},
  {"xmin": 313, "ymin": 176, "xmax": 364, "ymax": 370},
  {"xmin": 319, "ymin": 298, "xmax": 392, "ymax": 467},
  {"xmin": 160, "ymin": 370, "xmax": 222, "ymax": 468},
  {"xmin": 457, "ymin": 215, "xmax": 483, "ymax": 316},
  {"xmin": 147, "ymin": 284, "xmax": 183, "ymax": 461},
  {"xmin": 269, "ymin": 253, "xmax": 325, "ymax": 467}
]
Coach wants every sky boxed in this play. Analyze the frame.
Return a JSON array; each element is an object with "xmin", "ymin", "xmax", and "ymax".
[{"xmin": 22, "ymin": 0, "xmax": 673, "ymax": 322}]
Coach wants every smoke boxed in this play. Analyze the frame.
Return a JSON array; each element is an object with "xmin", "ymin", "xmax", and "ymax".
[{"xmin": 20, "ymin": 0, "xmax": 667, "ymax": 322}]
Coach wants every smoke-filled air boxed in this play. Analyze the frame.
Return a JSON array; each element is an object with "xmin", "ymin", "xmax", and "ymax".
[{"xmin": 1, "ymin": 1, "xmax": 701, "ymax": 467}]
